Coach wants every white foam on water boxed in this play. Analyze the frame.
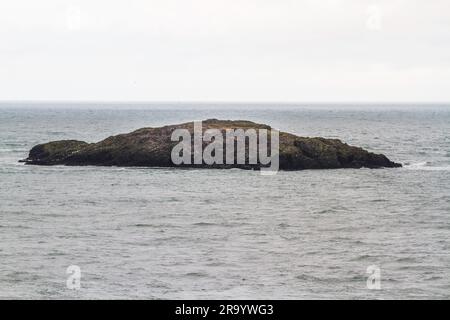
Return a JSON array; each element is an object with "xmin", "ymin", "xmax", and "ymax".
[{"xmin": 404, "ymin": 161, "xmax": 450, "ymax": 171}]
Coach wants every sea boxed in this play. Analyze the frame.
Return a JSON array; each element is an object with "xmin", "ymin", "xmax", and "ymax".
[{"xmin": 0, "ymin": 103, "xmax": 449, "ymax": 299}]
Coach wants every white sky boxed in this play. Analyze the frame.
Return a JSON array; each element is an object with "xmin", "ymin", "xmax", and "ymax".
[{"xmin": 1, "ymin": 0, "xmax": 450, "ymax": 102}]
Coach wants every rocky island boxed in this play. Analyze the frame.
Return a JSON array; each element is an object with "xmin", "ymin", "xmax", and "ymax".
[{"xmin": 21, "ymin": 119, "xmax": 401, "ymax": 170}]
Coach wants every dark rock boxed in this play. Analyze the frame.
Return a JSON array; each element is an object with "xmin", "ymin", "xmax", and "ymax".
[
  {"xmin": 21, "ymin": 119, "xmax": 402, "ymax": 170},
  {"xmin": 22, "ymin": 140, "xmax": 89, "ymax": 165}
]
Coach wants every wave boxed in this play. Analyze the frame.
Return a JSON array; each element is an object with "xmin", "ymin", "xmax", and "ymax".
[{"xmin": 404, "ymin": 161, "xmax": 450, "ymax": 171}]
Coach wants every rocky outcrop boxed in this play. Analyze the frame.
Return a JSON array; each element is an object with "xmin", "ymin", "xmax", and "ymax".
[{"xmin": 21, "ymin": 119, "xmax": 401, "ymax": 170}]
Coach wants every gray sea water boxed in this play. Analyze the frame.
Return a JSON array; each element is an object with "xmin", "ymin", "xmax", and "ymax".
[{"xmin": 0, "ymin": 103, "xmax": 449, "ymax": 299}]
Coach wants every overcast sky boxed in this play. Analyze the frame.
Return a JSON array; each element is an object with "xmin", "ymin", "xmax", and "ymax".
[{"xmin": 1, "ymin": 0, "xmax": 450, "ymax": 102}]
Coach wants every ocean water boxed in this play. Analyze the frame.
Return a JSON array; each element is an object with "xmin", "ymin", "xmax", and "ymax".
[{"xmin": 0, "ymin": 103, "xmax": 449, "ymax": 299}]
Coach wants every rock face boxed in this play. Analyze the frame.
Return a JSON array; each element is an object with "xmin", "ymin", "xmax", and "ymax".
[{"xmin": 21, "ymin": 119, "xmax": 401, "ymax": 170}]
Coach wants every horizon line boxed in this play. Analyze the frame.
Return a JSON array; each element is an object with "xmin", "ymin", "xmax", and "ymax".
[{"xmin": 1, "ymin": 100, "xmax": 450, "ymax": 105}]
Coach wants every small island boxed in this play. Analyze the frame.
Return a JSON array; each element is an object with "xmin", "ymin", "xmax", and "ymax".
[{"xmin": 21, "ymin": 119, "xmax": 401, "ymax": 170}]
